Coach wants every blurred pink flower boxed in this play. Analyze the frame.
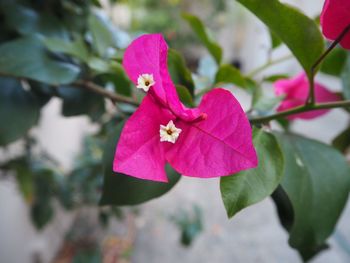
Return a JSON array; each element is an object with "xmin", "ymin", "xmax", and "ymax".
[
  {"xmin": 113, "ymin": 34, "xmax": 257, "ymax": 182},
  {"xmin": 320, "ymin": 0, "xmax": 350, "ymax": 49},
  {"xmin": 274, "ymin": 73, "xmax": 339, "ymax": 120}
]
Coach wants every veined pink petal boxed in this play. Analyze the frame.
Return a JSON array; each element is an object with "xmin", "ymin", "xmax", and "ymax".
[
  {"xmin": 123, "ymin": 33, "xmax": 201, "ymax": 121},
  {"xmin": 320, "ymin": 0, "xmax": 350, "ymax": 49},
  {"xmin": 165, "ymin": 88, "xmax": 258, "ymax": 178},
  {"xmin": 113, "ymin": 94, "xmax": 174, "ymax": 182},
  {"xmin": 274, "ymin": 73, "xmax": 339, "ymax": 120}
]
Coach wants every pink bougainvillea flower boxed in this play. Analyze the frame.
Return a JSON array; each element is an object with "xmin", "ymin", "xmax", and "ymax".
[
  {"xmin": 113, "ymin": 34, "xmax": 257, "ymax": 182},
  {"xmin": 274, "ymin": 73, "xmax": 339, "ymax": 120},
  {"xmin": 320, "ymin": 0, "xmax": 350, "ymax": 49}
]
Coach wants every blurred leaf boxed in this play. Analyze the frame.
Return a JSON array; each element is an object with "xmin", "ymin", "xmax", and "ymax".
[
  {"xmin": 31, "ymin": 200, "xmax": 54, "ymax": 230},
  {"xmin": 275, "ymin": 133, "xmax": 350, "ymax": 261},
  {"xmin": 0, "ymin": 77, "xmax": 41, "ymax": 145},
  {"xmin": 176, "ymin": 85, "xmax": 194, "ymax": 107},
  {"xmin": 0, "ymin": 36, "xmax": 80, "ymax": 85},
  {"xmin": 171, "ymin": 205, "xmax": 203, "ymax": 247},
  {"xmin": 271, "ymin": 185, "xmax": 294, "ymax": 232},
  {"xmin": 88, "ymin": 11, "xmax": 129, "ymax": 57},
  {"xmin": 263, "ymin": 74, "xmax": 290, "ymax": 82},
  {"xmin": 321, "ymin": 47, "xmax": 347, "ymax": 76},
  {"xmin": 100, "ymin": 121, "xmax": 181, "ymax": 206},
  {"xmin": 43, "ymin": 37, "xmax": 89, "ymax": 62},
  {"xmin": 341, "ymin": 52, "xmax": 350, "ymax": 100},
  {"xmin": 220, "ymin": 129, "xmax": 283, "ymax": 218},
  {"xmin": 270, "ymin": 30, "xmax": 282, "ymax": 49},
  {"xmin": 108, "ymin": 62, "xmax": 133, "ymax": 96},
  {"xmin": 168, "ymin": 49, "xmax": 195, "ymax": 95},
  {"xmin": 88, "ymin": 57, "xmax": 111, "ymax": 73},
  {"xmin": 72, "ymin": 248, "xmax": 102, "ymax": 263},
  {"xmin": 58, "ymin": 86, "xmax": 105, "ymax": 121},
  {"xmin": 214, "ymin": 64, "xmax": 246, "ymax": 88},
  {"xmin": 1, "ymin": 3, "xmax": 68, "ymax": 38},
  {"xmin": 332, "ymin": 126, "xmax": 350, "ymax": 153},
  {"xmin": 182, "ymin": 13, "xmax": 222, "ymax": 65},
  {"xmin": 237, "ymin": 0, "xmax": 324, "ymax": 77},
  {"xmin": 251, "ymin": 81, "xmax": 284, "ymax": 113}
]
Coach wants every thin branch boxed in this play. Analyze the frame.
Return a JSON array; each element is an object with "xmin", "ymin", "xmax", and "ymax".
[
  {"xmin": 247, "ymin": 55, "xmax": 293, "ymax": 78},
  {"xmin": 250, "ymin": 100, "xmax": 350, "ymax": 124},
  {"xmin": 73, "ymin": 80, "xmax": 139, "ymax": 107},
  {"xmin": 308, "ymin": 23, "xmax": 350, "ymax": 105}
]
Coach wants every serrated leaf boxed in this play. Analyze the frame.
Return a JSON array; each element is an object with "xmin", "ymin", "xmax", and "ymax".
[
  {"xmin": 100, "ymin": 121, "xmax": 181, "ymax": 206},
  {"xmin": 220, "ymin": 129, "xmax": 283, "ymax": 218},
  {"xmin": 182, "ymin": 13, "xmax": 222, "ymax": 65},
  {"xmin": 237, "ymin": 0, "xmax": 324, "ymax": 77},
  {"xmin": 274, "ymin": 133, "xmax": 350, "ymax": 261}
]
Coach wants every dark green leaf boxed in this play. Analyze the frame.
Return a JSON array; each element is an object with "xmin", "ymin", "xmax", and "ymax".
[
  {"xmin": 341, "ymin": 52, "xmax": 350, "ymax": 100},
  {"xmin": 275, "ymin": 133, "xmax": 350, "ymax": 261},
  {"xmin": 43, "ymin": 37, "xmax": 89, "ymax": 62},
  {"xmin": 31, "ymin": 200, "xmax": 54, "ymax": 230},
  {"xmin": 237, "ymin": 0, "xmax": 324, "ymax": 77},
  {"xmin": 214, "ymin": 64, "xmax": 246, "ymax": 88},
  {"xmin": 270, "ymin": 30, "xmax": 282, "ymax": 49},
  {"xmin": 58, "ymin": 86, "xmax": 105, "ymax": 121},
  {"xmin": 2, "ymin": 3, "xmax": 68, "ymax": 38},
  {"xmin": 321, "ymin": 47, "xmax": 347, "ymax": 76},
  {"xmin": 0, "ymin": 77, "xmax": 41, "ymax": 145},
  {"xmin": 176, "ymin": 85, "xmax": 194, "ymax": 107},
  {"xmin": 168, "ymin": 49, "xmax": 195, "ymax": 96},
  {"xmin": 220, "ymin": 129, "xmax": 283, "ymax": 218},
  {"xmin": 332, "ymin": 126, "xmax": 350, "ymax": 153},
  {"xmin": 0, "ymin": 36, "xmax": 80, "ymax": 85},
  {"xmin": 182, "ymin": 13, "xmax": 222, "ymax": 65},
  {"xmin": 100, "ymin": 121, "xmax": 181, "ymax": 206}
]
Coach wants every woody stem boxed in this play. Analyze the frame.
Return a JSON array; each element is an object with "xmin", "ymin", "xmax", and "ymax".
[{"xmin": 307, "ymin": 23, "xmax": 350, "ymax": 105}]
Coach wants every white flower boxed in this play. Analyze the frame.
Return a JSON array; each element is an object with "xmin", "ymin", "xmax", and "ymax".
[
  {"xmin": 159, "ymin": 120, "xmax": 182, "ymax": 143},
  {"xmin": 136, "ymin": 73, "xmax": 155, "ymax": 92}
]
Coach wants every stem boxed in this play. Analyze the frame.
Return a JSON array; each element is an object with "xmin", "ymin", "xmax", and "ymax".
[
  {"xmin": 308, "ymin": 23, "xmax": 350, "ymax": 105},
  {"xmin": 247, "ymin": 55, "xmax": 293, "ymax": 77},
  {"xmin": 73, "ymin": 80, "xmax": 139, "ymax": 106},
  {"xmin": 249, "ymin": 100, "xmax": 350, "ymax": 124}
]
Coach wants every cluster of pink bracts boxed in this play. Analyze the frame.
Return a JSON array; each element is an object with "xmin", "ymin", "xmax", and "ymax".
[{"xmin": 113, "ymin": 0, "xmax": 349, "ymax": 182}]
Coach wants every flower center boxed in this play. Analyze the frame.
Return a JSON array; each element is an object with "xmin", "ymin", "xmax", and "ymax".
[
  {"xmin": 137, "ymin": 73, "xmax": 155, "ymax": 92},
  {"xmin": 160, "ymin": 120, "xmax": 182, "ymax": 144}
]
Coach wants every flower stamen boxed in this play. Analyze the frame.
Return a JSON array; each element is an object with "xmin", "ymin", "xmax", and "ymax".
[
  {"xmin": 160, "ymin": 120, "xmax": 182, "ymax": 143},
  {"xmin": 137, "ymin": 74, "xmax": 155, "ymax": 92}
]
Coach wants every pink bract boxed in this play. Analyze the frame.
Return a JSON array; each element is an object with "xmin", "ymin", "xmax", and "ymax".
[
  {"xmin": 274, "ymin": 73, "xmax": 339, "ymax": 120},
  {"xmin": 114, "ymin": 34, "xmax": 258, "ymax": 182},
  {"xmin": 320, "ymin": 0, "xmax": 350, "ymax": 49}
]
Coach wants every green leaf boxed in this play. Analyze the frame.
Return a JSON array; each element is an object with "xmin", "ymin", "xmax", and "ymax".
[
  {"xmin": 321, "ymin": 47, "xmax": 347, "ymax": 76},
  {"xmin": 220, "ymin": 129, "xmax": 283, "ymax": 218},
  {"xmin": 58, "ymin": 86, "xmax": 105, "ymax": 121},
  {"xmin": 270, "ymin": 30, "xmax": 282, "ymax": 49},
  {"xmin": 1, "ymin": 3, "xmax": 68, "ymax": 38},
  {"xmin": 31, "ymin": 200, "xmax": 54, "ymax": 230},
  {"xmin": 214, "ymin": 64, "xmax": 246, "ymax": 88},
  {"xmin": 332, "ymin": 126, "xmax": 350, "ymax": 153},
  {"xmin": 168, "ymin": 49, "xmax": 195, "ymax": 96},
  {"xmin": 341, "ymin": 52, "xmax": 350, "ymax": 100},
  {"xmin": 88, "ymin": 12, "xmax": 126, "ymax": 57},
  {"xmin": 263, "ymin": 74, "xmax": 290, "ymax": 82},
  {"xmin": 176, "ymin": 85, "xmax": 194, "ymax": 107},
  {"xmin": 237, "ymin": 0, "xmax": 324, "ymax": 77},
  {"xmin": 0, "ymin": 77, "xmax": 41, "ymax": 145},
  {"xmin": 182, "ymin": 13, "xmax": 222, "ymax": 65},
  {"xmin": 100, "ymin": 121, "xmax": 181, "ymax": 206},
  {"xmin": 43, "ymin": 37, "xmax": 89, "ymax": 62},
  {"xmin": 275, "ymin": 133, "xmax": 350, "ymax": 261},
  {"xmin": 0, "ymin": 36, "xmax": 80, "ymax": 85}
]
